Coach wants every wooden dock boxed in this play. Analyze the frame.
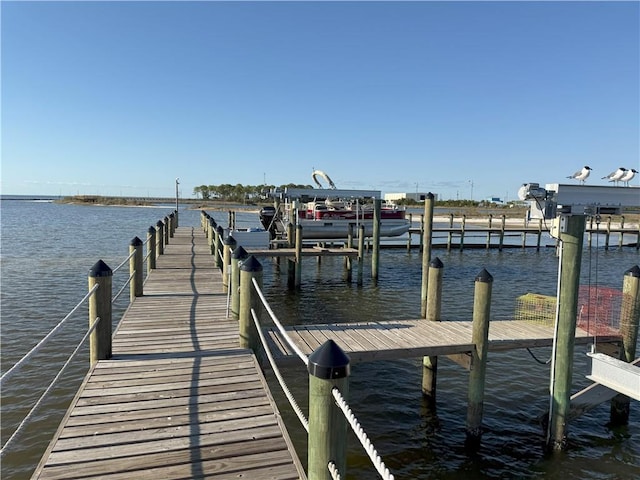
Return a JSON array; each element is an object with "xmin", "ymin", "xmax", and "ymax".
[
  {"xmin": 31, "ymin": 227, "xmax": 306, "ymax": 480},
  {"xmin": 265, "ymin": 319, "xmax": 622, "ymax": 366}
]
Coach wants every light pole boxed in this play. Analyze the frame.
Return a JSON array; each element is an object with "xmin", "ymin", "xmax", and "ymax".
[{"xmin": 469, "ymin": 180, "xmax": 474, "ymax": 201}]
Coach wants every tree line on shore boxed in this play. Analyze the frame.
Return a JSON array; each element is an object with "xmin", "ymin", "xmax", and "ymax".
[{"xmin": 192, "ymin": 183, "xmax": 312, "ymax": 203}]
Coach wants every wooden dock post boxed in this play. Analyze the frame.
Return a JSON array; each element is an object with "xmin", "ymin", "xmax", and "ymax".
[
  {"xmin": 610, "ymin": 265, "xmax": 640, "ymax": 425},
  {"xmin": 208, "ymin": 218, "xmax": 216, "ymax": 253},
  {"xmin": 239, "ymin": 256, "xmax": 263, "ymax": 351},
  {"xmin": 605, "ymin": 216, "xmax": 612, "ymax": 250},
  {"xmin": 420, "ymin": 193, "xmax": 435, "ymax": 318},
  {"xmin": 357, "ymin": 224, "xmax": 365, "ymax": 286},
  {"xmin": 295, "ymin": 224, "xmax": 303, "ymax": 289},
  {"xmin": 156, "ymin": 220, "xmax": 164, "ymax": 256},
  {"xmin": 371, "ymin": 199, "xmax": 381, "ymax": 281},
  {"xmin": 88, "ymin": 260, "xmax": 112, "ymax": 366},
  {"xmin": 447, "ymin": 213, "xmax": 454, "ymax": 250},
  {"xmin": 459, "ymin": 215, "xmax": 466, "ymax": 251},
  {"xmin": 230, "ymin": 246, "xmax": 249, "ymax": 318},
  {"xmin": 498, "ymin": 214, "xmax": 506, "ymax": 251},
  {"xmin": 407, "ymin": 213, "xmax": 413, "ymax": 251},
  {"xmin": 547, "ymin": 214, "xmax": 586, "ymax": 452},
  {"xmin": 466, "ymin": 268, "xmax": 493, "ymax": 450},
  {"xmin": 215, "ymin": 226, "xmax": 224, "ymax": 269},
  {"xmin": 163, "ymin": 216, "xmax": 170, "ymax": 245},
  {"xmin": 486, "ymin": 214, "xmax": 493, "ymax": 249},
  {"xmin": 129, "ymin": 236, "xmax": 143, "ymax": 301},
  {"xmin": 147, "ymin": 226, "xmax": 156, "ymax": 272},
  {"xmin": 307, "ymin": 340, "xmax": 350, "ymax": 480},
  {"xmin": 619, "ymin": 216, "xmax": 625, "ymax": 248},
  {"xmin": 169, "ymin": 212, "xmax": 175, "ymax": 238},
  {"xmin": 222, "ymin": 235, "xmax": 237, "ymax": 292},
  {"xmin": 422, "ymin": 257, "xmax": 443, "ymax": 403}
]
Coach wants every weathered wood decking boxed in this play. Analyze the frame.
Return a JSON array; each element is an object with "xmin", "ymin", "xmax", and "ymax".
[
  {"xmin": 265, "ymin": 318, "xmax": 621, "ymax": 366},
  {"xmin": 32, "ymin": 227, "xmax": 305, "ymax": 480}
]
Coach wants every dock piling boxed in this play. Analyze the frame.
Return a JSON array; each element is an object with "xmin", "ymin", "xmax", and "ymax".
[
  {"xmin": 239, "ymin": 256, "xmax": 263, "ymax": 351},
  {"xmin": 147, "ymin": 226, "xmax": 156, "ymax": 272},
  {"xmin": 129, "ymin": 236, "xmax": 143, "ymax": 301},
  {"xmin": 422, "ymin": 257, "xmax": 443, "ymax": 403},
  {"xmin": 420, "ymin": 193, "xmax": 435, "ymax": 318},
  {"xmin": 88, "ymin": 260, "xmax": 113, "ymax": 366},
  {"xmin": 466, "ymin": 268, "xmax": 493, "ymax": 450},
  {"xmin": 230, "ymin": 246, "xmax": 249, "ymax": 318},
  {"xmin": 307, "ymin": 340, "xmax": 350, "ymax": 480}
]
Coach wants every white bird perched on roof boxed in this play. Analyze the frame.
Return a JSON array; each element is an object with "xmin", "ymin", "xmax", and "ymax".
[
  {"xmin": 567, "ymin": 165, "xmax": 592, "ymax": 184},
  {"xmin": 601, "ymin": 167, "xmax": 627, "ymax": 185},
  {"xmin": 619, "ymin": 168, "xmax": 638, "ymax": 186}
]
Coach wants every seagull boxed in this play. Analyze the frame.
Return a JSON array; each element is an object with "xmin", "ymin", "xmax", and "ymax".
[
  {"xmin": 567, "ymin": 166, "xmax": 592, "ymax": 184},
  {"xmin": 601, "ymin": 167, "xmax": 627, "ymax": 185},
  {"xmin": 619, "ymin": 168, "xmax": 638, "ymax": 186}
]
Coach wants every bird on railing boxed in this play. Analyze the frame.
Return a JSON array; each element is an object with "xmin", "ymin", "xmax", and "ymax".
[
  {"xmin": 567, "ymin": 166, "xmax": 592, "ymax": 184},
  {"xmin": 619, "ymin": 168, "xmax": 638, "ymax": 186},
  {"xmin": 601, "ymin": 167, "xmax": 627, "ymax": 186}
]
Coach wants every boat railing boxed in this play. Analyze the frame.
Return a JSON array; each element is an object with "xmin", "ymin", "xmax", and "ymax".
[
  {"xmin": 248, "ymin": 275, "xmax": 395, "ymax": 480},
  {"xmin": 0, "ymin": 211, "xmax": 176, "ymax": 457}
]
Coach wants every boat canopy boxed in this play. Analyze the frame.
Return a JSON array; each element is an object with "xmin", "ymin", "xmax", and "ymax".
[{"xmin": 283, "ymin": 187, "xmax": 382, "ymax": 200}]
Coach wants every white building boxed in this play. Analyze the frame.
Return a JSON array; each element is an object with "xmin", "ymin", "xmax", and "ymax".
[{"xmin": 384, "ymin": 192, "xmax": 437, "ymax": 202}]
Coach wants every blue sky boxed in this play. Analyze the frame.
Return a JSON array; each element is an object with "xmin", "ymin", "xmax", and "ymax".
[{"xmin": 2, "ymin": 1, "xmax": 638, "ymax": 200}]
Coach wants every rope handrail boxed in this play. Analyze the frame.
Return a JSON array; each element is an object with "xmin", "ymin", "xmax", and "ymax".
[
  {"xmin": 0, "ymin": 316, "xmax": 102, "ymax": 456},
  {"xmin": 0, "ymin": 283, "xmax": 100, "ymax": 385},
  {"xmin": 328, "ymin": 461, "xmax": 342, "ymax": 480},
  {"xmin": 250, "ymin": 308, "xmax": 309, "ymax": 432},
  {"xmin": 112, "ymin": 249, "xmax": 136, "ymax": 274},
  {"xmin": 251, "ymin": 277, "xmax": 309, "ymax": 366},
  {"xmin": 112, "ymin": 270, "xmax": 135, "ymax": 303},
  {"xmin": 331, "ymin": 387, "xmax": 395, "ymax": 480}
]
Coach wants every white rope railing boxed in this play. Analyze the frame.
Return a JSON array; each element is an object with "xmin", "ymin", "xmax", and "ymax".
[
  {"xmin": 251, "ymin": 277, "xmax": 309, "ymax": 366},
  {"xmin": 332, "ymin": 387, "xmax": 395, "ymax": 480},
  {"xmin": 112, "ymin": 270, "xmax": 134, "ymax": 303},
  {"xmin": 112, "ymin": 249, "xmax": 136, "ymax": 274},
  {"xmin": 0, "ymin": 316, "xmax": 102, "ymax": 456},
  {"xmin": 0, "ymin": 283, "xmax": 100, "ymax": 385},
  {"xmin": 328, "ymin": 461, "xmax": 342, "ymax": 480},
  {"xmin": 250, "ymin": 308, "xmax": 309, "ymax": 432}
]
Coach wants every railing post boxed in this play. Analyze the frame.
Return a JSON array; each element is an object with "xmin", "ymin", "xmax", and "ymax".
[
  {"xmin": 208, "ymin": 218, "xmax": 216, "ymax": 253},
  {"xmin": 420, "ymin": 193, "xmax": 435, "ymax": 317},
  {"xmin": 169, "ymin": 212, "xmax": 175, "ymax": 238},
  {"xmin": 610, "ymin": 265, "xmax": 640, "ymax": 425},
  {"xmin": 88, "ymin": 260, "xmax": 112, "ymax": 366},
  {"xmin": 215, "ymin": 226, "xmax": 224, "ymax": 269},
  {"xmin": 239, "ymin": 256, "xmax": 263, "ymax": 351},
  {"xmin": 147, "ymin": 226, "xmax": 156, "ymax": 272},
  {"xmin": 129, "ymin": 236, "xmax": 143, "ymax": 301},
  {"xmin": 466, "ymin": 268, "xmax": 493, "ymax": 450},
  {"xmin": 231, "ymin": 246, "xmax": 249, "ymax": 318},
  {"xmin": 163, "ymin": 216, "xmax": 170, "ymax": 245},
  {"xmin": 422, "ymin": 257, "xmax": 443, "ymax": 403},
  {"xmin": 308, "ymin": 340, "xmax": 350, "ymax": 480},
  {"xmin": 222, "ymin": 235, "xmax": 237, "ymax": 292},
  {"xmin": 156, "ymin": 220, "xmax": 164, "ymax": 256}
]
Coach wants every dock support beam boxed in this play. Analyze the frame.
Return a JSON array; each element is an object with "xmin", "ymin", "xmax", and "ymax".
[
  {"xmin": 466, "ymin": 268, "xmax": 493, "ymax": 450},
  {"xmin": 308, "ymin": 340, "xmax": 350, "ymax": 480},
  {"xmin": 547, "ymin": 214, "xmax": 586, "ymax": 452},
  {"xmin": 88, "ymin": 260, "xmax": 113, "ymax": 366},
  {"xmin": 610, "ymin": 265, "xmax": 640, "ymax": 425}
]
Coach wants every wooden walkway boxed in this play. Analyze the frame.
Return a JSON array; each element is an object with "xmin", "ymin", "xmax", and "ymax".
[
  {"xmin": 265, "ymin": 319, "xmax": 622, "ymax": 366},
  {"xmin": 32, "ymin": 227, "xmax": 305, "ymax": 480}
]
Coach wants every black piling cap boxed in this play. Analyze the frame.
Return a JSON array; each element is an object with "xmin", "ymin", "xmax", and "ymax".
[
  {"xmin": 216, "ymin": 226, "xmax": 224, "ymax": 235},
  {"xmin": 223, "ymin": 235, "xmax": 237, "ymax": 246},
  {"xmin": 308, "ymin": 340, "xmax": 350, "ymax": 380},
  {"xmin": 156, "ymin": 220, "xmax": 163, "ymax": 227},
  {"xmin": 130, "ymin": 236, "xmax": 143, "ymax": 246},
  {"xmin": 239, "ymin": 255, "xmax": 263, "ymax": 272},
  {"xmin": 426, "ymin": 192, "xmax": 434, "ymax": 200},
  {"xmin": 169, "ymin": 212, "xmax": 175, "ymax": 218},
  {"xmin": 429, "ymin": 257, "xmax": 443, "ymax": 269},
  {"xmin": 89, "ymin": 259, "xmax": 113, "ymax": 277},
  {"xmin": 625, "ymin": 265, "xmax": 640, "ymax": 278},
  {"xmin": 475, "ymin": 268, "xmax": 493, "ymax": 283},
  {"xmin": 232, "ymin": 245, "xmax": 249, "ymax": 260},
  {"xmin": 209, "ymin": 218, "xmax": 217, "ymax": 227},
  {"xmin": 148, "ymin": 226, "xmax": 156, "ymax": 234}
]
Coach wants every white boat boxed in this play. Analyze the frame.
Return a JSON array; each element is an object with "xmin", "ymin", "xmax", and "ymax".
[
  {"xmin": 259, "ymin": 170, "xmax": 411, "ymax": 240},
  {"xmin": 224, "ymin": 227, "xmax": 271, "ymax": 249}
]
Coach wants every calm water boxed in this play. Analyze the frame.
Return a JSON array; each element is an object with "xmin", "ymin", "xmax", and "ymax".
[{"xmin": 1, "ymin": 200, "xmax": 638, "ymax": 479}]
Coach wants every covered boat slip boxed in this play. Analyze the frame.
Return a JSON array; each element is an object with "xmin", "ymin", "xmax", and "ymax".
[{"xmin": 31, "ymin": 227, "xmax": 305, "ymax": 480}]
